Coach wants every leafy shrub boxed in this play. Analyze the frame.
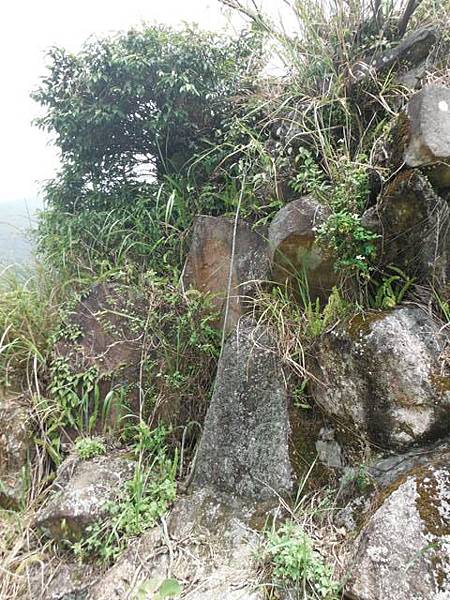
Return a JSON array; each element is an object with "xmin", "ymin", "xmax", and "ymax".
[
  {"xmin": 262, "ymin": 521, "xmax": 339, "ymax": 599},
  {"xmin": 74, "ymin": 436, "xmax": 107, "ymax": 460}
]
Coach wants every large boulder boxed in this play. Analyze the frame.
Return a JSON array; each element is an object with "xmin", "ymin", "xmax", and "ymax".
[
  {"xmin": 268, "ymin": 196, "xmax": 337, "ymax": 302},
  {"xmin": 0, "ymin": 395, "xmax": 33, "ymax": 509},
  {"xmin": 402, "ymin": 84, "xmax": 450, "ymax": 188},
  {"xmin": 311, "ymin": 307, "xmax": 450, "ymax": 450},
  {"xmin": 191, "ymin": 319, "xmax": 292, "ymax": 500},
  {"xmin": 182, "ymin": 216, "xmax": 270, "ymax": 333},
  {"xmin": 35, "ymin": 452, "xmax": 135, "ymax": 541},
  {"xmin": 362, "ymin": 171, "xmax": 450, "ymax": 289},
  {"xmin": 54, "ymin": 283, "xmax": 147, "ymax": 430},
  {"xmin": 345, "ymin": 460, "xmax": 450, "ymax": 600}
]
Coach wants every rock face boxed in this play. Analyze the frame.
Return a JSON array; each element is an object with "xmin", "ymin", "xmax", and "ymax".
[
  {"xmin": 403, "ymin": 84, "xmax": 450, "ymax": 187},
  {"xmin": 35, "ymin": 452, "xmax": 135, "ymax": 541},
  {"xmin": 363, "ymin": 171, "xmax": 450, "ymax": 289},
  {"xmin": 311, "ymin": 307, "xmax": 450, "ymax": 450},
  {"xmin": 87, "ymin": 489, "xmax": 264, "ymax": 600},
  {"xmin": 268, "ymin": 196, "xmax": 337, "ymax": 302},
  {"xmin": 191, "ymin": 319, "xmax": 292, "ymax": 500},
  {"xmin": 54, "ymin": 283, "xmax": 147, "ymax": 429},
  {"xmin": 346, "ymin": 461, "xmax": 450, "ymax": 600},
  {"xmin": 182, "ymin": 216, "xmax": 270, "ymax": 332},
  {"xmin": 0, "ymin": 395, "xmax": 32, "ymax": 509},
  {"xmin": 351, "ymin": 27, "xmax": 438, "ymax": 84}
]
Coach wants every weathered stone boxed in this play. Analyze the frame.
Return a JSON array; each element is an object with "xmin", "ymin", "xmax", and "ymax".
[
  {"xmin": 87, "ymin": 489, "xmax": 265, "ymax": 600},
  {"xmin": 311, "ymin": 307, "xmax": 450, "ymax": 450},
  {"xmin": 35, "ymin": 452, "xmax": 135, "ymax": 541},
  {"xmin": 268, "ymin": 196, "xmax": 337, "ymax": 302},
  {"xmin": 25, "ymin": 560, "xmax": 98, "ymax": 600},
  {"xmin": 351, "ymin": 27, "xmax": 438, "ymax": 84},
  {"xmin": 362, "ymin": 171, "xmax": 450, "ymax": 289},
  {"xmin": 0, "ymin": 395, "xmax": 32, "ymax": 509},
  {"xmin": 346, "ymin": 461, "xmax": 450, "ymax": 600},
  {"xmin": 182, "ymin": 216, "xmax": 270, "ymax": 332},
  {"xmin": 315, "ymin": 427, "xmax": 344, "ymax": 469},
  {"xmin": 403, "ymin": 84, "xmax": 450, "ymax": 187},
  {"xmin": 191, "ymin": 319, "xmax": 292, "ymax": 500},
  {"xmin": 54, "ymin": 282, "xmax": 148, "ymax": 429}
]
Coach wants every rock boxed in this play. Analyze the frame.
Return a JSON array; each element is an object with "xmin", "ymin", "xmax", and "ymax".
[
  {"xmin": 87, "ymin": 489, "xmax": 265, "ymax": 600},
  {"xmin": 182, "ymin": 216, "xmax": 270, "ymax": 333},
  {"xmin": 363, "ymin": 171, "xmax": 450, "ymax": 289},
  {"xmin": 54, "ymin": 282, "xmax": 148, "ymax": 430},
  {"xmin": 0, "ymin": 395, "xmax": 32, "ymax": 509},
  {"xmin": 35, "ymin": 452, "xmax": 135, "ymax": 541},
  {"xmin": 346, "ymin": 460, "xmax": 450, "ymax": 600},
  {"xmin": 268, "ymin": 196, "xmax": 337, "ymax": 302},
  {"xmin": 351, "ymin": 27, "xmax": 438, "ymax": 84},
  {"xmin": 192, "ymin": 318, "xmax": 292, "ymax": 501},
  {"xmin": 403, "ymin": 84, "xmax": 450, "ymax": 187},
  {"xmin": 25, "ymin": 560, "xmax": 98, "ymax": 600},
  {"xmin": 311, "ymin": 307, "xmax": 450, "ymax": 450},
  {"xmin": 315, "ymin": 427, "xmax": 344, "ymax": 469}
]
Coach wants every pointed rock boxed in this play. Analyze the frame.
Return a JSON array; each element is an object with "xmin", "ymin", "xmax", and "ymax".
[{"xmin": 191, "ymin": 318, "xmax": 292, "ymax": 500}]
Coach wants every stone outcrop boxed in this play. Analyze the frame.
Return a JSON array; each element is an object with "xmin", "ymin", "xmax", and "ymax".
[
  {"xmin": 87, "ymin": 489, "xmax": 265, "ymax": 600},
  {"xmin": 362, "ymin": 171, "xmax": 450, "ymax": 289},
  {"xmin": 182, "ymin": 216, "xmax": 270, "ymax": 333},
  {"xmin": 35, "ymin": 452, "xmax": 135, "ymax": 541},
  {"xmin": 346, "ymin": 460, "xmax": 450, "ymax": 600},
  {"xmin": 191, "ymin": 318, "xmax": 292, "ymax": 501},
  {"xmin": 311, "ymin": 307, "xmax": 450, "ymax": 450},
  {"xmin": 268, "ymin": 196, "xmax": 337, "ymax": 302},
  {"xmin": 54, "ymin": 282, "xmax": 148, "ymax": 429},
  {"xmin": 0, "ymin": 395, "xmax": 32, "ymax": 509},
  {"xmin": 403, "ymin": 84, "xmax": 450, "ymax": 188},
  {"xmin": 350, "ymin": 27, "xmax": 438, "ymax": 85}
]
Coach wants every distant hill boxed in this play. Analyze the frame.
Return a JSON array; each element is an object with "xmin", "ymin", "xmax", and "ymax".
[{"xmin": 0, "ymin": 198, "xmax": 42, "ymax": 266}]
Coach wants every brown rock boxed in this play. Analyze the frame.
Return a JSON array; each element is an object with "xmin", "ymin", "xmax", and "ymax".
[
  {"xmin": 268, "ymin": 196, "xmax": 337, "ymax": 302},
  {"xmin": 182, "ymin": 216, "xmax": 270, "ymax": 332}
]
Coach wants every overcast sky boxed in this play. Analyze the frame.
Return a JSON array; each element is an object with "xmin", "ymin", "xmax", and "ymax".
[{"xmin": 0, "ymin": 0, "xmax": 292, "ymax": 205}]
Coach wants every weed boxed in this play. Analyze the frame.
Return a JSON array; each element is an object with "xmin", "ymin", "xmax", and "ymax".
[
  {"xmin": 261, "ymin": 521, "xmax": 340, "ymax": 599},
  {"xmin": 74, "ymin": 436, "xmax": 106, "ymax": 460}
]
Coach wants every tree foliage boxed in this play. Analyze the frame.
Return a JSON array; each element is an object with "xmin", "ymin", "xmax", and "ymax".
[{"xmin": 33, "ymin": 25, "xmax": 263, "ymax": 212}]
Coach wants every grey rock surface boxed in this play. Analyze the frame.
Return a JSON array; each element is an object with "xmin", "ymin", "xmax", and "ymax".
[
  {"xmin": 191, "ymin": 319, "xmax": 292, "ymax": 500},
  {"xmin": 182, "ymin": 216, "xmax": 270, "ymax": 333},
  {"xmin": 87, "ymin": 489, "xmax": 265, "ymax": 600},
  {"xmin": 268, "ymin": 196, "xmax": 337, "ymax": 302},
  {"xmin": 404, "ymin": 84, "xmax": 450, "ymax": 188},
  {"xmin": 35, "ymin": 452, "xmax": 135, "ymax": 541},
  {"xmin": 311, "ymin": 307, "xmax": 450, "ymax": 450},
  {"xmin": 346, "ymin": 461, "xmax": 450, "ymax": 600},
  {"xmin": 0, "ymin": 395, "xmax": 32, "ymax": 509}
]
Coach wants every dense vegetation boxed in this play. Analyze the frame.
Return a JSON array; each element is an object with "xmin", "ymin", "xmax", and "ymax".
[{"xmin": 1, "ymin": 0, "xmax": 449, "ymax": 597}]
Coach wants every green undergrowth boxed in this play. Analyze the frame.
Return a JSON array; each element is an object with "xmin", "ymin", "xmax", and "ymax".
[{"xmin": 72, "ymin": 424, "xmax": 177, "ymax": 564}]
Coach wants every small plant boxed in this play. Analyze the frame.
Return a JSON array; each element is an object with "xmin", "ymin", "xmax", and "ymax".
[
  {"xmin": 135, "ymin": 578, "xmax": 182, "ymax": 599},
  {"xmin": 72, "ymin": 425, "xmax": 177, "ymax": 563},
  {"xmin": 261, "ymin": 521, "xmax": 340, "ymax": 599},
  {"xmin": 369, "ymin": 266, "xmax": 415, "ymax": 309},
  {"xmin": 74, "ymin": 436, "xmax": 106, "ymax": 460}
]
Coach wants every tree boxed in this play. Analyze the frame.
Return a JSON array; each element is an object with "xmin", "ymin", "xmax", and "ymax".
[{"xmin": 33, "ymin": 25, "xmax": 262, "ymax": 212}]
